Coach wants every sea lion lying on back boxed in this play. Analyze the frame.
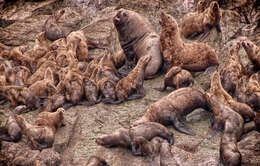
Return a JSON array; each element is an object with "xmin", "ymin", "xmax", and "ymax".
[
  {"xmin": 241, "ymin": 38, "xmax": 260, "ymax": 70},
  {"xmin": 135, "ymin": 87, "xmax": 208, "ymax": 136},
  {"xmin": 160, "ymin": 12, "xmax": 219, "ymax": 72},
  {"xmin": 113, "ymin": 9, "xmax": 162, "ymax": 79},
  {"xmin": 181, "ymin": 1, "xmax": 222, "ymax": 41},
  {"xmin": 96, "ymin": 122, "xmax": 173, "ymax": 150},
  {"xmin": 205, "ymin": 94, "xmax": 244, "ymax": 166},
  {"xmin": 103, "ymin": 55, "xmax": 151, "ymax": 104},
  {"xmin": 155, "ymin": 66, "xmax": 194, "ymax": 91}
]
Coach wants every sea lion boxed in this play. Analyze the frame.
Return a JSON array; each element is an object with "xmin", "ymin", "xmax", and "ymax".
[
  {"xmin": 205, "ymin": 94, "xmax": 244, "ymax": 166},
  {"xmin": 82, "ymin": 78, "xmax": 100, "ymax": 106},
  {"xmin": 113, "ymin": 9, "xmax": 162, "ymax": 79},
  {"xmin": 14, "ymin": 114, "xmax": 55, "ymax": 150},
  {"xmin": 241, "ymin": 38, "xmax": 260, "ymax": 70},
  {"xmin": 181, "ymin": 1, "xmax": 222, "ymax": 40},
  {"xmin": 66, "ymin": 30, "xmax": 89, "ymax": 62},
  {"xmin": 0, "ymin": 113, "xmax": 21, "ymax": 142},
  {"xmin": 43, "ymin": 9, "xmax": 66, "ymax": 41},
  {"xmin": 160, "ymin": 11, "xmax": 219, "ymax": 72},
  {"xmin": 135, "ymin": 87, "xmax": 208, "ymax": 136},
  {"xmin": 96, "ymin": 122, "xmax": 174, "ymax": 149},
  {"xmin": 220, "ymin": 42, "xmax": 243, "ymax": 96},
  {"xmin": 130, "ymin": 136, "xmax": 162, "ymax": 157},
  {"xmin": 155, "ymin": 66, "xmax": 194, "ymax": 91},
  {"xmin": 104, "ymin": 55, "xmax": 151, "ymax": 104},
  {"xmin": 35, "ymin": 108, "xmax": 65, "ymax": 131},
  {"xmin": 97, "ymin": 77, "xmax": 116, "ymax": 104},
  {"xmin": 86, "ymin": 156, "xmax": 109, "ymax": 166},
  {"xmin": 210, "ymin": 71, "xmax": 255, "ymax": 122}
]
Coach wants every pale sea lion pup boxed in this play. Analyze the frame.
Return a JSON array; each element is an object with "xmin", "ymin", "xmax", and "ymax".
[
  {"xmin": 160, "ymin": 11, "xmax": 219, "ymax": 72},
  {"xmin": 113, "ymin": 9, "xmax": 162, "ymax": 79}
]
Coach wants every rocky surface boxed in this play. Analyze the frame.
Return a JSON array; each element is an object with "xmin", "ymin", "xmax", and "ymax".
[{"xmin": 0, "ymin": 0, "xmax": 259, "ymax": 166}]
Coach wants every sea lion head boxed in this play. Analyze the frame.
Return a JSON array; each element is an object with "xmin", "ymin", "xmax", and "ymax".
[
  {"xmin": 56, "ymin": 107, "xmax": 65, "ymax": 127},
  {"xmin": 160, "ymin": 12, "xmax": 179, "ymax": 34},
  {"xmin": 241, "ymin": 39, "xmax": 256, "ymax": 57},
  {"xmin": 210, "ymin": 1, "xmax": 219, "ymax": 13},
  {"xmin": 113, "ymin": 9, "xmax": 129, "ymax": 28}
]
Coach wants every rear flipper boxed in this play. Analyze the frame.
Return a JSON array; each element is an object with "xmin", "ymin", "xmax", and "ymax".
[{"xmin": 171, "ymin": 117, "xmax": 196, "ymax": 136}]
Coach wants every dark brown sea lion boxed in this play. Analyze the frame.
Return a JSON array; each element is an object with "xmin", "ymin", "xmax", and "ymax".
[
  {"xmin": 35, "ymin": 108, "xmax": 65, "ymax": 131},
  {"xmin": 181, "ymin": 1, "xmax": 222, "ymax": 40},
  {"xmin": 86, "ymin": 156, "xmax": 109, "ymax": 166},
  {"xmin": 43, "ymin": 9, "xmax": 66, "ymax": 41},
  {"xmin": 155, "ymin": 66, "xmax": 194, "ymax": 91},
  {"xmin": 135, "ymin": 87, "xmax": 208, "ymax": 136},
  {"xmin": 14, "ymin": 114, "xmax": 55, "ymax": 150},
  {"xmin": 96, "ymin": 122, "xmax": 174, "ymax": 149},
  {"xmin": 205, "ymin": 94, "xmax": 244, "ymax": 166},
  {"xmin": 0, "ymin": 113, "xmax": 21, "ymax": 142},
  {"xmin": 241, "ymin": 38, "xmax": 260, "ymax": 70},
  {"xmin": 160, "ymin": 12, "xmax": 219, "ymax": 72},
  {"xmin": 82, "ymin": 78, "xmax": 100, "ymax": 106},
  {"xmin": 130, "ymin": 136, "xmax": 162, "ymax": 157},
  {"xmin": 104, "ymin": 55, "xmax": 151, "ymax": 104},
  {"xmin": 113, "ymin": 9, "xmax": 162, "ymax": 79},
  {"xmin": 210, "ymin": 71, "xmax": 255, "ymax": 122},
  {"xmin": 220, "ymin": 42, "xmax": 243, "ymax": 96}
]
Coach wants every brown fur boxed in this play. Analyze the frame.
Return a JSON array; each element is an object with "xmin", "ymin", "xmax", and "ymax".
[
  {"xmin": 1, "ymin": 114, "xmax": 21, "ymax": 142},
  {"xmin": 83, "ymin": 78, "xmax": 100, "ymax": 106},
  {"xmin": 156, "ymin": 66, "xmax": 194, "ymax": 91},
  {"xmin": 86, "ymin": 156, "xmax": 108, "ymax": 166},
  {"xmin": 210, "ymin": 71, "xmax": 255, "ymax": 122},
  {"xmin": 113, "ymin": 9, "xmax": 162, "ymax": 79},
  {"xmin": 66, "ymin": 30, "xmax": 89, "ymax": 62},
  {"xmin": 96, "ymin": 122, "xmax": 173, "ymax": 149},
  {"xmin": 35, "ymin": 108, "xmax": 65, "ymax": 132},
  {"xmin": 205, "ymin": 93, "xmax": 243, "ymax": 166},
  {"xmin": 113, "ymin": 50, "xmax": 126, "ymax": 69},
  {"xmin": 160, "ymin": 12, "xmax": 219, "ymax": 72},
  {"xmin": 220, "ymin": 43, "xmax": 243, "ymax": 95},
  {"xmin": 14, "ymin": 114, "xmax": 55, "ymax": 150},
  {"xmin": 241, "ymin": 38, "xmax": 260, "ymax": 70},
  {"xmin": 43, "ymin": 9, "xmax": 66, "ymax": 41},
  {"xmin": 181, "ymin": 1, "xmax": 222, "ymax": 39},
  {"xmin": 111, "ymin": 55, "xmax": 151, "ymax": 103},
  {"xmin": 135, "ymin": 87, "xmax": 208, "ymax": 136}
]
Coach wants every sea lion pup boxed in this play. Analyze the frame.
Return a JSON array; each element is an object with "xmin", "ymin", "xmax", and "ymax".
[
  {"xmin": 113, "ymin": 9, "xmax": 162, "ymax": 79},
  {"xmin": 66, "ymin": 30, "xmax": 89, "ymax": 62},
  {"xmin": 0, "ymin": 113, "xmax": 21, "ymax": 142},
  {"xmin": 130, "ymin": 136, "xmax": 162, "ymax": 157},
  {"xmin": 155, "ymin": 66, "xmax": 194, "ymax": 91},
  {"xmin": 35, "ymin": 108, "xmax": 65, "ymax": 130},
  {"xmin": 97, "ymin": 77, "xmax": 116, "ymax": 104},
  {"xmin": 205, "ymin": 94, "xmax": 244, "ymax": 166},
  {"xmin": 43, "ymin": 9, "xmax": 66, "ymax": 41},
  {"xmin": 181, "ymin": 1, "xmax": 222, "ymax": 41},
  {"xmin": 241, "ymin": 38, "xmax": 260, "ymax": 70},
  {"xmin": 160, "ymin": 12, "xmax": 219, "ymax": 72},
  {"xmin": 134, "ymin": 87, "xmax": 208, "ymax": 136},
  {"xmin": 81, "ymin": 78, "xmax": 100, "ymax": 106},
  {"xmin": 220, "ymin": 42, "xmax": 244, "ymax": 95},
  {"xmin": 104, "ymin": 55, "xmax": 151, "ymax": 104},
  {"xmin": 14, "ymin": 114, "xmax": 55, "ymax": 150},
  {"xmin": 96, "ymin": 122, "xmax": 174, "ymax": 149},
  {"xmin": 86, "ymin": 156, "xmax": 109, "ymax": 166},
  {"xmin": 210, "ymin": 71, "xmax": 255, "ymax": 122}
]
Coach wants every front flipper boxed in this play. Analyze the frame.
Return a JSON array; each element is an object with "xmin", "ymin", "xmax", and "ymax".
[
  {"xmin": 199, "ymin": 24, "xmax": 212, "ymax": 42},
  {"xmin": 102, "ymin": 98, "xmax": 123, "ymax": 104},
  {"xmin": 171, "ymin": 117, "xmax": 196, "ymax": 136},
  {"xmin": 188, "ymin": 31, "xmax": 202, "ymax": 40},
  {"xmin": 127, "ymin": 94, "xmax": 144, "ymax": 101},
  {"xmin": 216, "ymin": 23, "xmax": 222, "ymax": 32}
]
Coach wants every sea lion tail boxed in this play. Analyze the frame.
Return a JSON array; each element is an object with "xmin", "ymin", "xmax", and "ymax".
[{"xmin": 171, "ymin": 117, "xmax": 196, "ymax": 136}]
